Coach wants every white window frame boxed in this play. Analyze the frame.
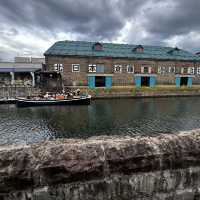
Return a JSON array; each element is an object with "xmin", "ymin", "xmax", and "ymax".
[
  {"xmin": 181, "ymin": 68, "xmax": 184, "ymax": 74},
  {"xmin": 169, "ymin": 66, "xmax": 175, "ymax": 74},
  {"xmin": 54, "ymin": 64, "xmax": 63, "ymax": 72},
  {"xmin": 114, "ymin": 65, "xmax": 122, "ymax": 73},
  {"xmin": 163, "ymin": 66, "xmax": 167, "ymax": 74},
  {"xmin": 159, "ymin": 66, "xmax": 166, "ymax": 74},
  {"xmin": 54, "ymin": 64, "xmax": 58, "ymax": 71},
  {"xmin": 72, "ymin": 64, "xmax": 80, "ymax": 72},
  {"xmin": 188, "ymin": 67, "xmax": 195, "ymax": 75},
  {"xmin": 181, "ymin": 67, "xmax": 188, "ymax": 74},
  {"xmin": 148, "ymin": 67, "xmax": 152, "ymax": 74},
  {"xmin": 141, "ymin": 66, "xmax": 150, "ymax": 74},
  {"xmin": 158, "ymin": 66, "xmax": 162, "ymax": 74},
  {"xmin": 59, "ymin": 64, "xmax": 63, "ymax": 72},
  {"xmin": 127, "ymin": 65, "xmax": 134, "ymax": 73},
  {"xmin": 197, "ymin": 67, "xmax": 200, "ymax": 75},
  {"xmin": 88, "ymin": 64, "xmax": 97, "ymax": 73}
]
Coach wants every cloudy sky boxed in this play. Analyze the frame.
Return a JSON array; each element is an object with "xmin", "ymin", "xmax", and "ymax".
[{"xmin": 0, "ymin": 0, "xmax": 200, "ymax": 61}]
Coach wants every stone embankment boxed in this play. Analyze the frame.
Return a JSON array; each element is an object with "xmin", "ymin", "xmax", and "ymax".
[
  {"xmin": 70, "ymin": 86, "xmax": 200, "ymax": 98},
  {"xmin": 1, "ymin": 130, "xmax": 200, "ymax": 195}
]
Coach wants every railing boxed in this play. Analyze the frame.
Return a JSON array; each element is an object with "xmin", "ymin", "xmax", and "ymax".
[{"xmin": 0, "ymin": 86, "xmax": 41, "ymax": 98}]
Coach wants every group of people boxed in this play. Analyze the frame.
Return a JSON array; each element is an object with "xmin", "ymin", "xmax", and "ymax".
[{"xmin": 43, "ymin": 89, "xmax": 81, "ymax": 100}]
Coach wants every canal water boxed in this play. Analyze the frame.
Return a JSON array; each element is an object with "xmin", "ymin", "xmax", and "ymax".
[{"xmin": 1, "ymin": 97, "xmax": 200, "ymax": 146}]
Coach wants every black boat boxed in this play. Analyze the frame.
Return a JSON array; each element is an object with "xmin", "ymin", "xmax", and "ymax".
[
  {"xmin": 16, "ymin": 95, "xmax": 91, "ymax": 107},
  {"xmin": 0, "ymin": 98, "xmax": 17, "ymax": 104}
]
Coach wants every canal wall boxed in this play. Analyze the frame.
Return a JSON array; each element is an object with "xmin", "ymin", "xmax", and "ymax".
[
  {"xmin": 3, "ymin": 167, "xmax": 200, "ymax": 200},
  {"xmin": 68, "ymin": 85, "xmax": 200, "ymax": 98},
  {"xmin": 2, "ymin": 85, "xmax": 199, "ymax": 99},
  {"xmin": 0, "ymin": 86, "xmax": 41, "ymax": 98},
  {"xmin": 1, "ymin": 130, "xmax": 200, "ymax": 199}
]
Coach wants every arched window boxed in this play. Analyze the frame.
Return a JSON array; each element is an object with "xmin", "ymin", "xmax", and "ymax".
[
  {"xmin": 114, "ymin": 65, "xmax": 122, "ymax": 73},
  {"xmin": 127, "ymin": 65, "xmax": 134, "ymax": 73}
]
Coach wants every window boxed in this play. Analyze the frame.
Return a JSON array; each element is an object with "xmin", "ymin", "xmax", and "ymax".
[
  {"xmin": 158, "ymin": 66, "xmax": 161, "ymax": 74},
  {"xmin": 127, "ymin": 65, "xmax": 134, "ymax": 73},
  {"xmin": 188, "ymin": 67, "xmax": 194, "ymax": 74},
  {"xmin": 72, "ymin": 64, "xmax": 80, "ymax": 72},
  {"xmin": 158, "ymin": 66, "xmax": 175, "ymax": 75},
  {"xmin": 96, "ymin": 64, "xmax": 104, "ymax": 73},
  {"xmin": 197, "ymin": 67, "xmax": 200, "ymax": 75},
  {"xmin": 141, "ymin": 66, "xmax": 150, "ymax": 73},
  {"xmin": 54, "ymin": 64, "xmax": 58, "ymax": 71},
  {"xmin": 158, "ymin": 66, "xmax": 166, "ymax": 74},
  {"xmin": 60, "ymin": 65, "xmax": 63, "ymax": 72},
  {"xmin": 114, "ymin": 65, "xmax": 122, "ymax": 73},
  {"xmin": 181, "ymin": 67, "xmax": 188, "ymax": 74},
  {"xmin": 54, "ymin": 64, "xmax": 63, "ymax": 72},
  {"xmin": 88, "ymin": 64, "xmax": 97, "ymax": 72},
  {"xmin": 169, "ymin": 67, "xmax": 176, "ymax": 73}
]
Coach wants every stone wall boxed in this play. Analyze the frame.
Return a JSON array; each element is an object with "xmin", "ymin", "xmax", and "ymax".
[
  {"xmin": 1, "ymin": 130, "xmax": 200, "ymax": 198},
  {"xmin": 68, "ymin": 86, "xmax": 200, "ymax": 98},
  {"xmin": 3, "ymin": 167, "xmax": 200, "ymax": 199}
]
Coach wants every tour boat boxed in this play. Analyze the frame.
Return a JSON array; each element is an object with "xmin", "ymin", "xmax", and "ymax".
[{"xmin": 16, "ymin": 95, "xmax": 91, "ymax": 107}]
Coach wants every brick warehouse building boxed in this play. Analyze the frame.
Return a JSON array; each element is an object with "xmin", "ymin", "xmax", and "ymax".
[{"xmin": 44, "ymin": 40, "xmax": 200, "ymax": 89}]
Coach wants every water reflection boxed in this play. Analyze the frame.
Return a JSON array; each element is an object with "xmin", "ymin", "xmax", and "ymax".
[{"xmin": 1, "ymin": 97, "xmax": 200, "ymax": 145}]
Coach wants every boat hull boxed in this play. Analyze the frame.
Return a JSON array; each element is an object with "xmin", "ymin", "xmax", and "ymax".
[
  {"xmin": 16, "ymin": 96, "xmax": 91, "ymax": 107},
  {"xmin": 0, "ymin": 99, "xmax": 17, "ymax": 104}
]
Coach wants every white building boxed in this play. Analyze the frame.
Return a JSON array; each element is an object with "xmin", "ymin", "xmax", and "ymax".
[{"xmin": 0, "ymin": 57, "xmax": 44, "ymax": 87}]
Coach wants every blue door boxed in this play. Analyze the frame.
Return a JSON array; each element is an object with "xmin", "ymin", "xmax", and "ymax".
[
  {"xmin": 150, "ymin": 76, "xmax": 156, "ymax": 88},
  {"xmin": 176, "ymin": 77, "xmax": 181, "ymax": 87},
  {"xmin": 88, "ymin": 76, "xmax": 95, "ymax": 89},
  {"xmin": 187, "ymin": 77, "xmax": 192, "ymax": 88},
  {"xmin": 135, "ymin": 76, "xmax": 141, "ymax": 88},
  {"xmin": 105, "ymin": 76, "xmax": 112, "ymax": 88}
]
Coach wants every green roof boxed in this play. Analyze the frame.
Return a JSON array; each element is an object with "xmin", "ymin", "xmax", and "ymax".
[{"xmin": 44, "ymin": 40, "xmax": 200, "ymax": 61}]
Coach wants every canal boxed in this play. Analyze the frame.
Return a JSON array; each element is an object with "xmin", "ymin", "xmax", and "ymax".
[{"xmin": 1, "ymin": 97, "xmax": 200, "ymax": 145}]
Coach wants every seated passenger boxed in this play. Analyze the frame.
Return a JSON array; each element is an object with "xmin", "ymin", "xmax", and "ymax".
[{"xmin": 44, "ymin": 92, "xmax": 50, "ymax": 99}]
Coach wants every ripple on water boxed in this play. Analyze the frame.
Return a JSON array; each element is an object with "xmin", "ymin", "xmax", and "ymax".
[{"xmin": 0, "ymin": 97, "xmax": 200, "ymax": 145}]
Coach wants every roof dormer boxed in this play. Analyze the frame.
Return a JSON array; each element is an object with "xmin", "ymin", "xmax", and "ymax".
[
  {"xmin": 196, "ymin": 52, "xmax": 200, "ymax": 56},
  {"xmin": 133, "ymin": 45, "xmax": 144, "ymax": 53},
  {"xmin": 92, "ymin": 42, "xmax": 103, "ymax": 51},
  {"xmin": 167, "ymin": 47, "xmax": 180, "ymax": 54}
]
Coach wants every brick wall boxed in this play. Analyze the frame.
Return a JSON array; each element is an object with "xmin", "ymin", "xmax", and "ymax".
[{"xmin": 45, "ymin": 56, "xmax": 200, "ymax": 86}]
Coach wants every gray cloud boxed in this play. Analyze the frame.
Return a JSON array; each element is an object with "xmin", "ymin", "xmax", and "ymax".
[
  {"xmin": 0, "ymin": 0, "xmax": 144, "ymax": 40},
  {"xmin": 143, "ymin": 0, "xmax": 200, "ymax": 38},
  {"xmin": 0, "ymin": 0, "xmax": 199, "ymax": 60}
]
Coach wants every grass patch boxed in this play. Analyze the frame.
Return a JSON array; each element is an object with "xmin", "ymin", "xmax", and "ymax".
[{"xmin": 104, "ymin": 88, "xmax": 112, "ymax": 94}]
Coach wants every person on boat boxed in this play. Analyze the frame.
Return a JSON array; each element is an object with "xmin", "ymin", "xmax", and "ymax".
[
  {"xmin": 76, "ymin": 89, "xmax": 80, "ymax": 96},
  {"xmin": 73, "ymin": 89, "xmax": 81, "ymax": 96},
  {"xmin": 44, "ymin": 92, "xmax": 50, "ymax": 99},
  {"xmin": 56, "ymin": 93, "xmax": 65, "ymax": 100}
]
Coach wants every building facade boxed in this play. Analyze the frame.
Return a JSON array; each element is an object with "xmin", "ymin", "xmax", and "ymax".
[
  {"xmin": 44, "ymin": 41, "xmax": 200, "ymax": 89},
  {"xmin": 0, "ymin": 57, "xmax": 44, "ymax": 87}
]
